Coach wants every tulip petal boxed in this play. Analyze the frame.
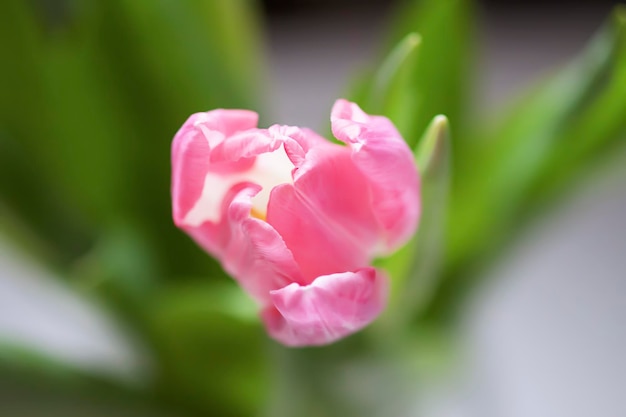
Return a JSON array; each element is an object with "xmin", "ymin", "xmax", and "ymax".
[
  {"xmin": 267, "ymin": 146, "xmax": 381, "ymax": 282},
  {"xmin": 331, "ymin": 99, "xmax": 420, "ymax": 250},
  {"xmin": 185, "ymin": 183, "xmax": 304, "ymax": 303},
  {"xmin": 261, "ymin": 268, "xmax": 388, "ymax": 346},
  {"xmin": 172, "ymin": 109, "xmax": 258, "ymax": 226},
  {"xmin": 173, "ymin": 111, "xmax": 301, "ymax": 297},
  {"xmin": 174, "ymin": 116, "xmax": 294, "ymax": 228}
]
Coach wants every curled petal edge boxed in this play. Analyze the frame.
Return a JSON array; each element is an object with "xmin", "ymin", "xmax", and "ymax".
[
  {"xmin": 172, "ymin": 109, "xmax": 258, "ymax": 224},
  {"xmin": 330, "ymin": 99, "xmax": 420, "ymax": 251},
  {"xmin": 183, "ymin": 183, "xmax": 304, "ymax": 305},
  {"xmin": 260, "ymin": 268, "xmax": 388, "ymax": 347}
]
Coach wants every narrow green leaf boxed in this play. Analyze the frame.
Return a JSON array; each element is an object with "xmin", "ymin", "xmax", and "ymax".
[
  {"xmin": 447, "ymin": 5, "xmax": 626, "ymax": 270},
  {"xmin": 374, "ymin": 33, "xmax": 421, "ymax": 97},
  {"xmin": 530, "ymin": 6, "xmax": 626, "ymax": 202},
  {"xmin": 367, "ymin": 32, "xmax": 421, "ymax": 131},
  {"xmin": 379, "ymin": 116, "xmax": 450, "ymax": 327},
  {"xmin": 425, "ymin": 6, "xmax": 626, "ymax": 323},
  {"xmin": 416, "ymin": 115, "xmax": 450, "ymax": 173},
  {"xmin": 385, "ymin": 0, "xmax": 475, "ymax": 147}
]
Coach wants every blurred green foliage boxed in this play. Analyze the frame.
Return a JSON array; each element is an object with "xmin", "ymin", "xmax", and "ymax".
[
  {"xmin": 354, "ymin": 0, "xmax": 474, "ymax": 149},
  {"xmin": 354, "ymin": 1, "xmax": 626, "ymax": 327},
  {"xmin": 427, "ymin": 5, "xmax": 626, "ymax": 323},
  {"xmin": 1, "ymin": 0, "xmax": 269, "ymax": 415},
  {"xmin": 0, "ymin": 0, "xmax": 262, "ymax": 278}
]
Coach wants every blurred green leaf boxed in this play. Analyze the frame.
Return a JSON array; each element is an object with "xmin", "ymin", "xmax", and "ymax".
[
  {"xmin": 87, "ymin": 0, "xmax": 264, "ymax": 279},
  {"xmin": 0, "ymin": 339, "xmax": 173, "ymax": 417},
  {"xmin": 0, "ymin": 276, "xmax": 267, "ymax": 417},
  {"xmin": 0, "ymin": 0, "xmax": 263, "ymax": 282},
  {"xmin": 529, "ymin": 7, "xmax": 626, "ymax": 201},
  {"xmin": 0, "ymin": 2, "xmax": 95, "ymax": 264},
  {"xmin": 70, "ymin": 221, "xmax": 159, "ymax": 300},
  {"xmin": 147, "ymin": 280, "xmax": 267, "ymax": 417},
  {"xmin": 0, "ymin": 198, "xmax": 59, "ymax": 268},
  {"xmin": 379, "ymin": 116, "xmax": 450, "ymax": 329},
  {"xmin": 425, "ymin": 6, "xmax": 626, "ymax": 323},
  {"xmin": 0, "ymin": 342, "xmax": 80, "ymax": 381},
  {"xmin": 384, "ymin": 0, "xmax": 474, "ymax": 147},
  {"xmin": 416, "ymin": 115, "xmax": 450, "ymax": 173},
  {"xmin": 0, "ymin": 363, "xmax": 175, "ymax": 417},
  {"xmin": 365, "ymin": 32, "xmax": 422, "ymax": 138},
  {"xmin": 1, "ymin": 2, "xmax": 268, "ymax": 413}
]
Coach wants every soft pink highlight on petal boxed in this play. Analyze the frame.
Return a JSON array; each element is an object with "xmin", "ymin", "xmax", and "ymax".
[
  {"xmin": 171, "ymin": 123, "xmax": 215, "ymax": 225},
  {"xmin": 220, "ymin": 184, "xmax": 305, "ymax": 303},
  {"xmin": 263, "ymin": 124, "xmax": 328, "ymax": 169},
  {"xmin": 183, "ymin": 183, "xmax": 303, "ymax": 304},
  {"xmin": 210, "ymin": 128, "xmax": 282, "ymax": 162},
  {"xmin": 331, "ymin": 99, "xmax": 420, "ymax": 250},
  {"xmin": 267, "ymin": 146, "xmax": 381, "ymax": 281},
  {"xmin": 261, "ymin": 268, "xmax": 388, "ymax": 346}
]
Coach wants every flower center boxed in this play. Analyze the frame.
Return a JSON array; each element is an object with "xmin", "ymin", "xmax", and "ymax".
[
  {"xmin": 183, "ymin": 145, "xmax": 293, "ymax": 226},
  {"xmin": 248, "ymin": 145, "xmax": 294, "ymax": 220},
  {"xmin": 250, "ymin": 207, "xmax": 267, "ymax": 221}
]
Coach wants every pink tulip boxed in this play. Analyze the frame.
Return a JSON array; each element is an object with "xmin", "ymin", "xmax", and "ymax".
[{"xmin": 172, "ymin": 99, "xmax": 420, "ymax": 346}]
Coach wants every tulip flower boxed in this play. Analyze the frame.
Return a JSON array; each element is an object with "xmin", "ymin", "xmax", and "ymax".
[{"xmin": 172, "ymin": 99, "xmax": 420, "ymax": 346}]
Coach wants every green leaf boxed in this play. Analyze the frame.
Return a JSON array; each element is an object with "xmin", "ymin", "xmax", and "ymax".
[
  {"xmin": 416, "ymin": 115, "xmax": 450, "ymax": 173},
  {"xmin": 384, "ymin": 0, "xmax": 475, "ymax": 147},
  {"xmin": 529, "ymin": 7, "xmax": 626, "ymax": 202},
  {"xmin": 70, "ymin": 222, "xmax": 160, "ymax": 300},
  {"xmin": 366, "ymin": 33, "xmax": 422, "ymax": 136},
  {"xmin": 0, "ymin": 355, "xmax": 175, "ymax": 417},
  {"xmin": 448, "ymin": 5, "xmax": 626, "ymax": 269},
  {"xmin": 0, "ymin": 329, "xmax": 165, "ymax": 415},
  {"xmin": 0, "ymin": 1, "xmax": 264, "ymax": 280},
  {"xmin": 378, "ymin": 115, "xmax": 450, "ymax": 328},
  {"xmin": 0, "ymin": 2, "xmax": 95, "ymax": 264},
  {"xmin": 88, "ymin": 0, "xmax": 264, "ymax": 277},
  {"xmin": 426, "ymin": 6, "xmax": 626, "ymax": 323},
  {"xmin": 147, "ymin": 280, "xmax": 267, "ymax": 417}
]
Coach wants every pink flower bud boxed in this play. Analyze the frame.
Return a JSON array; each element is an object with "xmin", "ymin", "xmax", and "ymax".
[{"xmin": 172, "ymin": 99, "xmax": 420, "ymax": 346}]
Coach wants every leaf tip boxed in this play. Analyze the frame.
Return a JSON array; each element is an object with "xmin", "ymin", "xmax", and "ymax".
[
  {"xmin": 405, "ymin": 32, "xmax": 422, "ymax": 49},
  {"xmin": 615, "ymin": 5, "xmax": 626, "ymax": 26},
  {"xmin": 416, "ymin": 114, "xmax": 450, "ymax": 174},
  {"xmin": 432, "ymin": 114, "xmax": 449, "ymax": 131}
]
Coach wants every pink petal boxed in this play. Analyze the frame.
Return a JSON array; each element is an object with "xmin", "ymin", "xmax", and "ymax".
[
  {"xmin": 184, "ymin": 183, "xmax": 304, "ymax": 304},
  {"xmin": 171, "ymin": 109, "xmax": 258, "ymax": 226},
  {"xmin": 173, "ymin": 115, "xmax": 294, "ymax": 249},
  {"xmin": 209, "ymin": 128, "xmax": 283, "ymax": 163},
  {"xmin": 172, "ymin": 111, "xmax": 302, "ymax": 301},
  {"xmin": 260, "ymin": 124, "xmax": 328, "ymax": 168},
  {"xmin": 261, "ymin": 268, "xmax": 388, "ymax": 347},
  {"xmin": 331, "ymin": 99, "xmax": 420, "ymax": 250},
  {"xmin": 266, "ymin": 145, "xmax": 381, "ymax": 282}
]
